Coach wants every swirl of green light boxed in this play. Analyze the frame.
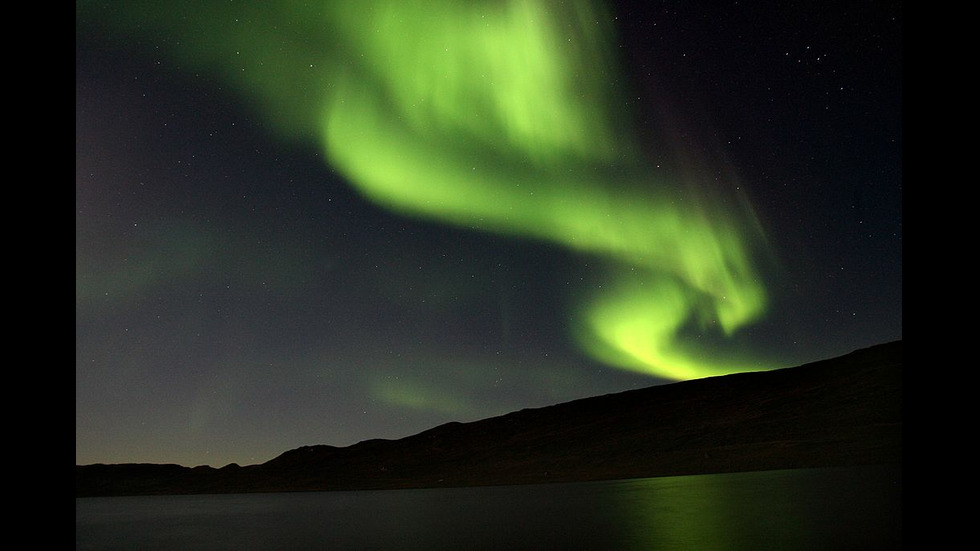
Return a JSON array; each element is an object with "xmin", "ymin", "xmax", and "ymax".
[
  {"xmin": 320, "ymin": 0, "xmax": 772, "ymax": 379},
  {"xmin": 78, "ymin": 0, "xmax": 776, "ymax": 380}
]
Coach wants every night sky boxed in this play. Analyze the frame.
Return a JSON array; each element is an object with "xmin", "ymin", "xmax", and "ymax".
[{"xmin": 76, "ymin": 0, "xmax": 902, "ymax": 468}]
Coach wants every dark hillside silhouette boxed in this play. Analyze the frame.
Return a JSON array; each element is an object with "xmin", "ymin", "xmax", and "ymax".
[{"xmin": 77, "ymin": 341, "xmax": 901, "ymax": 496}]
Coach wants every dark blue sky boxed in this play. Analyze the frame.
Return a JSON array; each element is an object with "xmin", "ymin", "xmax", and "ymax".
[{"xmin": 76, "ymin": 0, "xmax": 901, "ymax": 468}]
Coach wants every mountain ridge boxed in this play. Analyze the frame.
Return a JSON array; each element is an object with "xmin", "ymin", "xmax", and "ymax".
[{"xmin": 76, "ymin": 340, "xmax": 902, "ymax": 497}]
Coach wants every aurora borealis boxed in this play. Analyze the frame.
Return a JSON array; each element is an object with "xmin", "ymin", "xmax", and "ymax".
[
  {"xmin": 320, "ymin": 0, "xmax": 774, "ymax": 379},
  {"xmin": 76, "ymin": 0, "xmax": 902, "ymax": 468}
]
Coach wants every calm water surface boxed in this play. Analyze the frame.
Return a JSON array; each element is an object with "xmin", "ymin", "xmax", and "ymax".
[{"xmin": 76, "ymin": 465, "xmax": 901, "ymax": 550}]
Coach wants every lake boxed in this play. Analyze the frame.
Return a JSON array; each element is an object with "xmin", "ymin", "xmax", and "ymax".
[{"xmin": 76, "ymin": 464, "xmax": 901, "ymax": 550}]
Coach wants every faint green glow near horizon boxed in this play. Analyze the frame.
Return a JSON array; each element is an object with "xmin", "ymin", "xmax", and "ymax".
[{"xmin": 79, "ymin": 0, "xmax": 777, "ymax": 381}]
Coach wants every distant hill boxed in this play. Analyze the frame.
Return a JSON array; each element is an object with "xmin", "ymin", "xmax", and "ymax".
[{"xmin": 76, "ymin": 341, "xmax": 902, "ymax": 497}]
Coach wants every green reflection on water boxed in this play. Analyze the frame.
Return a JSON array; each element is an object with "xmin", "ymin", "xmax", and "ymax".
[{"xmin": 608, "ymin": 466, "xmax": 902, "ymax": 551}]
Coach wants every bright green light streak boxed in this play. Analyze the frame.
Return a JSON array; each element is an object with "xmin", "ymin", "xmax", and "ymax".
[
  {"xmin": 320, "ymin": 0, "xmax": 771, "ymax": 379},
  {"xmin": 574, "ymin": 272, "xmax": 770, "ymax": 379},
  {"xmin": 78, "ymin": 0, "xmax": 777, "ymax": 380},
  {"xmin": 324, "ymin": 0, "xmax": 628, "ymax": 165}
]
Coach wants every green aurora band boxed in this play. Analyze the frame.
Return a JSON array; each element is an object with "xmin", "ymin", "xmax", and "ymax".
[{"xmin": 78, "ymin": 0, "xmax": 777, "ymax": 380}]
